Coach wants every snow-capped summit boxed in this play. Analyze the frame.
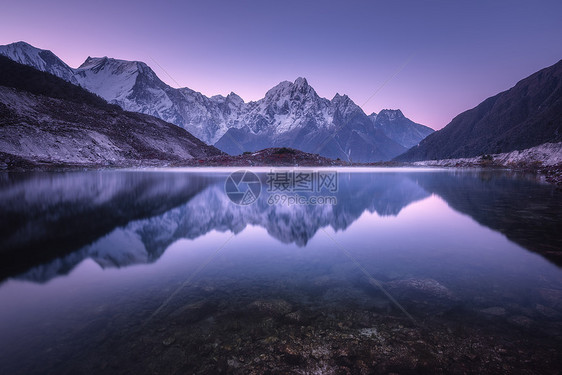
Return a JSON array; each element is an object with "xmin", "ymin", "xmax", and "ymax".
[
  {"xmin": 77, "ymin": 56, "xmax": 152, "ymax": 75},
  {"xmin": 331, "ymin": 93, "xmax": 362, "ymax": 118},
  {"xmin": 294, "ymin": 76, "xmax": 308, "ymax": 86},
  {"xmin": 74, "ymin": 56, "xmax": 155, "ymax": 103},
  {"xmin": 239, "ymin": 77, "xmax": 334, "ymax": 136},
  {"xmin": 264, "ymin": 77, "xmax": 318, "ymax": 101},
  {"xmin": 0, "ymin": 41, "xmax": 434, "ymax": 160},
  {"xmin": 332, "ymin": 93, "xmax": 346, "ymax": 102},
  {"xmin": 74, "ymin": 55, "xmax": 243, "ymax": 144},
  {"xmin": 377, "ymin": 109, "xmax": 405, "ymax": 121},
  {"xmin": 0, "ymin": 41, "xmax": 77, "ymax": 84},
  {"xmin": 77, "ymin": 56, "xmax": 106, "ymax": 70},
  {"xmin": 215, "ymin": 78, "xmax": 409, "ymax": 161},
  {"xmin": 226, "ymin": 92, "xmax": 244, "ymax": 106},
  {"xmin": 292, "ymin": 77, "xmax": 314, "ymax": 93}
]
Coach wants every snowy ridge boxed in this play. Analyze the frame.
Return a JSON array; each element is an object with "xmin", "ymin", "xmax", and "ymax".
[
  {"xmin": 241, "ymin": 78, "xmax": 333, "ymax": 135},
  {"xmin": 74, "ymin": 57, "xmax": 141, "ymax": 102},
  {"xmin": 0, "ymin": 84, "xmax": 221, "ymax": 168},
  {"xmin": 0, "ymin": 41, "xmax": 433, "ymax": 161},
  {"xmin": 0, "ymin": 41, "xmax": 78, "ymax": 84}
]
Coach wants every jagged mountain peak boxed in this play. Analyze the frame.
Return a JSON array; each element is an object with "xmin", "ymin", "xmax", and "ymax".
[
  {"xmin": 226, "ymin": 91, "xmax": 244, "ymax": 104},
  {"xmin": 294, "ymin": 76, "xmax": 309, "ymax": 87},
  {"xmin": 209, "ymin": 92, "xmax": 245, "ymax": 106},
  {"xmin": 377, "ymin": 109, "xmax": 405, "ymax": 120},
  {"xmin": 331, "ymin": 93, "xmax": 362, "ymax": 116},
  {"xmin": 332, "ymin": 93, "xmax": 351, "ymax": 102},
  {"xmin": 77, "ymin": 56, "xmax": 149, "ymax": 74},
  {"xmin": 292, "ymin": 77, "xmax": 315, "ymax": 93},
  {"xmin": 265, "ymin": 77, "xmax": 318, "ymax": 100}
]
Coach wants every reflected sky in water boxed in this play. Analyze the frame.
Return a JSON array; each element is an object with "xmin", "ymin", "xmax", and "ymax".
[{"xmin": 0, "ymin": 169, "xmax": 561, "ymax": 374}]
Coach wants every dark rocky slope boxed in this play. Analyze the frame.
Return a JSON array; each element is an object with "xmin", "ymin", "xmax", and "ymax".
[
  {"xmin": 0, "ymin": 56, "xmax": 222, "ymax": 169},
  {"xmin": 396, "ymin": 59, "xmax": 562, "ymax": 161}
]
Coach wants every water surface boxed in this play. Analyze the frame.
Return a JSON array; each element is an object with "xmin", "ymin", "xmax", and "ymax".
[{"xmin": 0, "ymin": 169, "xmax": 561, "ymax": 374}]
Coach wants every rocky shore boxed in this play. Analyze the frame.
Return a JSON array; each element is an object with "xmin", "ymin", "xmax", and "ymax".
[{"xmin": 14, "ymin": 277, "xmax": 560, "ymax": 375}]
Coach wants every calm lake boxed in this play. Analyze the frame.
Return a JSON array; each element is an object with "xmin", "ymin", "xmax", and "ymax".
[{"xmin": 0, "ymin": 168, "xmax": 561, "ymax": 374}]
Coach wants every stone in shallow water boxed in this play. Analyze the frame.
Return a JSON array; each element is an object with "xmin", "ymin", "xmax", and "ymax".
[
  {"xmin": 284, "ymin": 310, "xmax": 304, "ymax": 323},
  {"xmin": 322, "ymin": 287, "xmax": 374, "ymax": 309},
  {"xmin": 508, "ymin": 315, "xmax": 534, "ymax": 328},
  {"xmin": 479, "ymin": 307, "xmax": 506, "ymax": 316},
  {"xmin": 249, "ymin": 299, "xmax": 293, "ymax": 316},
  {"xmin": 538, "ymin": 288, "xmax": 562, "ymax": 309},
  {"xmin": 384, "ymin": 278, "xmax": 456, "ymax": 300},
  {"xmin": 312, "ymin": 275, "xmax": 333, "ymax": 287},
  {"xmin": 169, "ymin": 299, "xmax": 218, "ymax": 323},
  {"xmin": 535, "ymin": 304, "xmax": 560, "ymax": 318},
  {"xmin": 162, "ymin": 336, "xmax": 175, "ymax": 346},
  {"xmin": 358, "ymin": 327, "xmax": 385, "ymax": 342}
]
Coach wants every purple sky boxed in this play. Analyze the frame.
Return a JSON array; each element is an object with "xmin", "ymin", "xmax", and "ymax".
[{"xmin": 1, "ymin": 0, "xmax": 561, "ymax": 129}]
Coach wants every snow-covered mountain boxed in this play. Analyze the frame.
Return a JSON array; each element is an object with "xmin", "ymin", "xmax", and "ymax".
[
  {"xmin": 0, "ymin": 41, "xmax": 77, "ymax": 84},
  {"xmin": 73, "ymin": 56, "xmax": 246, "ymax": 144},
  {"xmin": 0, "ymin": 56, "xmax": 222, "ymax": 169},
  {"xmin": 215, "ymin": 79, "xmax": 408, "ymax": 161},
  {"xmin": 0, "ymin": 41, "xmax": 433, "ymax": 161}
]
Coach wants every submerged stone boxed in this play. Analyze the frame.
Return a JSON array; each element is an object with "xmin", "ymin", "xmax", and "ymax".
[
  {"xmin": 249, "ymin": 299, "xmax": 293, "ymax": 316},
  {"xmin": 479, "ymin": 307, "xmax": 506, "ymax": 316},
  {"xmin": 162, "ymin": 336, "xmax": 175, "ymax": 346}
]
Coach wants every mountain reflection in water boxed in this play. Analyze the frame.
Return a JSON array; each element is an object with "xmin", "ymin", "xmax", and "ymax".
[{"xmin": 0, "ymin": 169, "xmax": 560, "ymax": 283}]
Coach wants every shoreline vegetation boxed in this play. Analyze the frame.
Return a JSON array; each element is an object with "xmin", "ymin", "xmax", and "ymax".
[{"xmin": 2, "ymin": 144, "xmax": 561, "ymax": 186}]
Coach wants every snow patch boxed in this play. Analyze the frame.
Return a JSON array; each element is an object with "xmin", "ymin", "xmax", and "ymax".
[{"xmin": 413, "ymin": 142, "xmax": 562, "ymax": 167}]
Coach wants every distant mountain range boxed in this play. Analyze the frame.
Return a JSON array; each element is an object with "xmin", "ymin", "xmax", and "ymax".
[
  {"xmin": 0, "ymin": 56, "xmax": 221, "ymax": 169},
  {"xmin": 0, "ymin": 41, "xmax": 433, "ymax": 162},
  {"xmin": 396, "ymin": 59, "xmax": 562, "ymax": 162},
  {"xmin": 2, "ymin": 41, "xmax": 558, "ymax": 165}
]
